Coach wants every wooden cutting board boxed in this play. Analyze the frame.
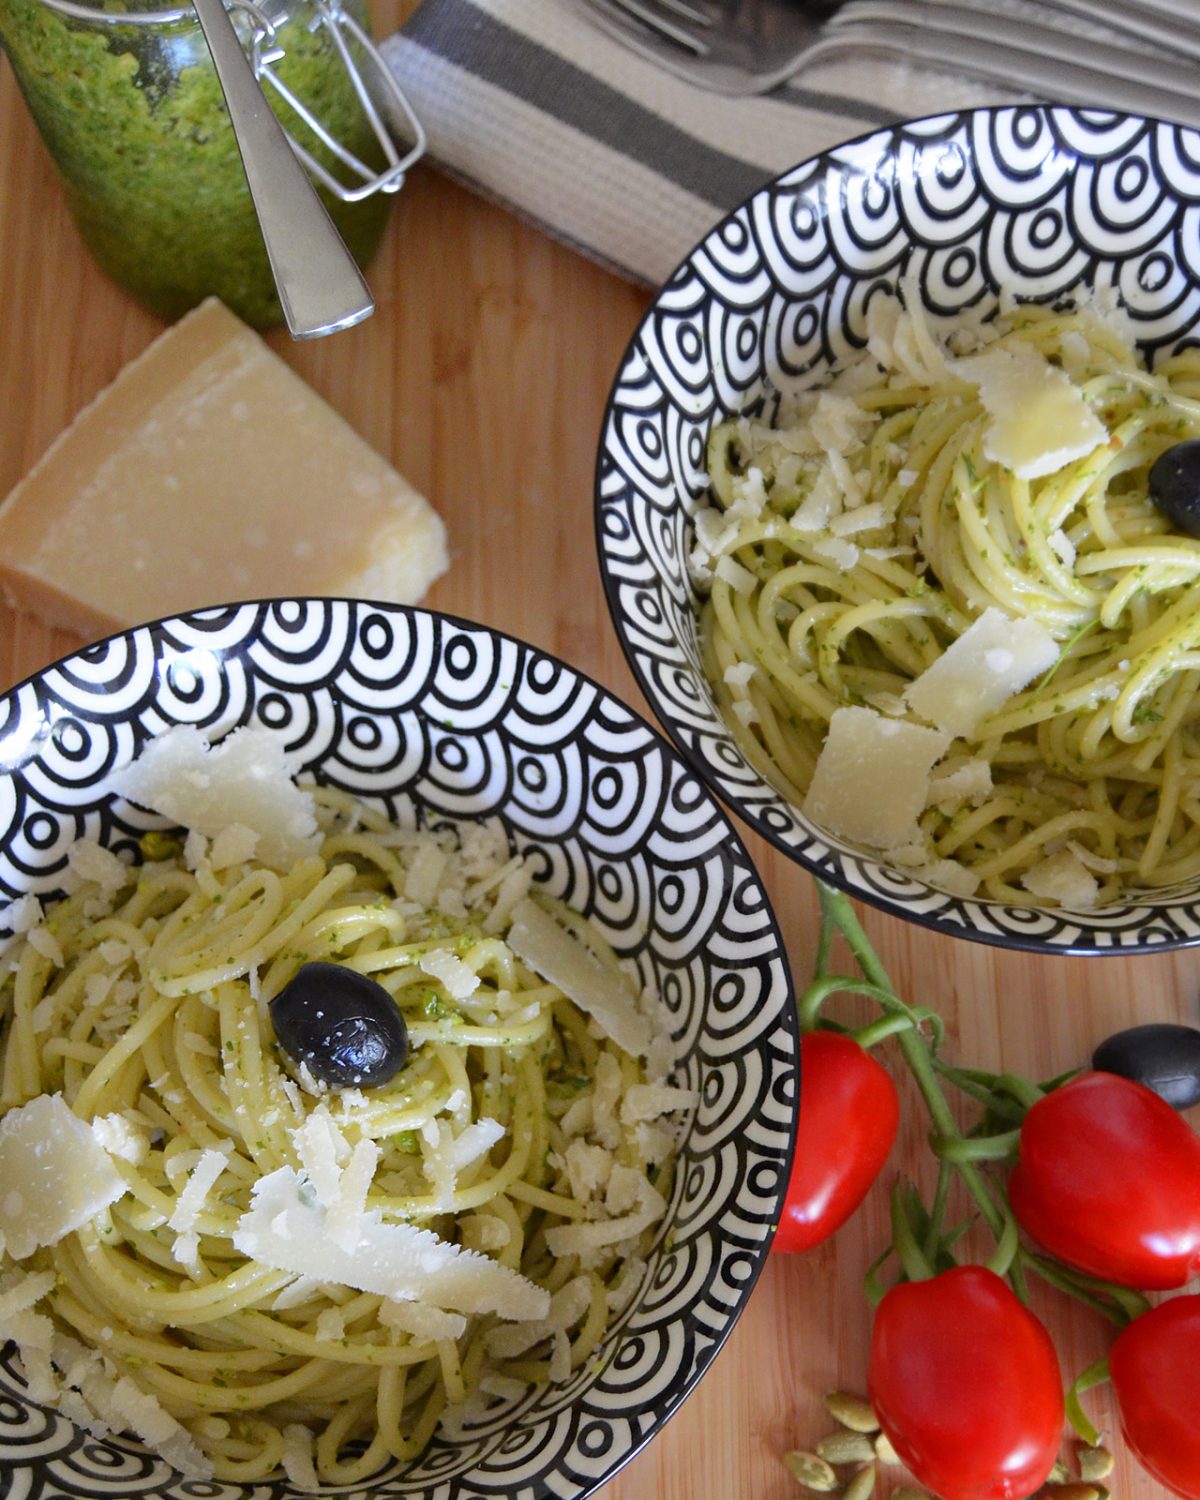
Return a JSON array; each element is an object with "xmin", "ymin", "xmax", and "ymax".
[{"xmin": 0, "ymin": 11, "xmax": 1194, "ymax": 1497}]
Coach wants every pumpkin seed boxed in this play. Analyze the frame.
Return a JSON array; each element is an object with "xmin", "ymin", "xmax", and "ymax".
[
  {"xmin": 1077, "ymin": 1445, "xmax": 1115, "ymax": 1484},
  {"xmin": 824, "ymin": 1391, "xmax": 880, "ymax": 1434},
  {"xmin": 1047, "ymin": 1484, "xmax": 1101, "ymax": 1500},
  {"xmin": 783, "ymin": 1450, "xmax": 839, "ymax": 1492},
  {"xmin": 816, "ymin": 1432, "xmax": 876, "ymax": 1465},
  {"xmin": 873, "ymin": 1431, "xmax": 899, "ymax": 1466},
  {"xmin": 892, "ymin": 1487, "xmax": 931, "ymax": 1500},
  {"xmin": 842, "ymin": 1463, "xmax": 877, "ymax": 1500},
  {"xmin": 1048, "ymin": 1462, "xmax": 1071, "ymax": 1485}
]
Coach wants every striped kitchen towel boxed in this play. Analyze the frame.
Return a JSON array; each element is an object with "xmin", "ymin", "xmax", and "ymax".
[{"xmin": 379, "ymin": 0, "xmax": 1020, "ymax": 287}]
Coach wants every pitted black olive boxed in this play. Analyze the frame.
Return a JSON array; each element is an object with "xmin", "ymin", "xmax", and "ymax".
[
  {"xmin": 270, "ymin": 961, "xmax": 409, "ymax": 1089},
  {"xmin": 1091, "ymin": 1022, "xmax": 1200, "ymax": 1111},
  {"xmin": 1148, "ymin": 440, "xmax": 1200, "ymax": 538}
]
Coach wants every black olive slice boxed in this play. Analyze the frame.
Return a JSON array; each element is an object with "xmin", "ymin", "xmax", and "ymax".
[{"xmin": 270, "ymin": 961, "xmax": 409, "ymax": 1089}]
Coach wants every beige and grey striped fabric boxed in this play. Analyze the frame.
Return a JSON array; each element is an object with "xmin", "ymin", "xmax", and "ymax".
[{"xmin": 381, "ymin": 0, "xmax": 1016, "ymax": 287}]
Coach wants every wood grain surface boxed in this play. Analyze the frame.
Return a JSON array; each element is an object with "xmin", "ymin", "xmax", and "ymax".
[{"xmin": 0, "ymin": 8, "xmax": 1194, "ymax": 1497}]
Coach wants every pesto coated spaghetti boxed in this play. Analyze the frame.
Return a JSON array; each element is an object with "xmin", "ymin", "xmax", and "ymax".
[
  {"xmin": 0, "ymin": 786, "xmax": 686, "ymax": 1485},
  {"xmin": 693, "ymin": 291, "xmax": 1200, "ymax": 906}
]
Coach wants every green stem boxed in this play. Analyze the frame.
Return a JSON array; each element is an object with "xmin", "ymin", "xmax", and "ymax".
[
  {"xmin": 931, "ymin": 1127, "xmax": 1021, "ymax": 1164},
  {"xmin": 889, "ymin": 1180, "xmax": 935, "ymax": 1282},
  {"xmin": 1065, "ymin": 1356, "xmax": 1111, "ymax": 1446},
  {"xmin": 921, "ymin": 1160, "xmax": 953, "ymax": 1263},
  {"xmin": 798, "ymin": 974, "xmax": 916, "ymax": 1033},
  {"xmin": 930, "ymin": 1058, "xmax": 1030, "ymax": 1124},
  {"xmin": 817, "ymin": 883, "xmax": 1007, "ymax": 1242},
  {"xmin": 851, "ymin": 1013, "xmax": 922, "ymax": 1050}
]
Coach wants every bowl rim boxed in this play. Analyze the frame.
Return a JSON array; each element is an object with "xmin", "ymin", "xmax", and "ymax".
[
  {"xmin": 0, "ymin": 595, "xmax": 802, "ymax": 1500},
  {"xmin": 593, "ymin": 102, "xmax": 1200, "ymax": 958}
]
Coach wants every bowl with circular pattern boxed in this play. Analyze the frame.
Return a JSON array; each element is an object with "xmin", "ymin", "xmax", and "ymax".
[
  {"xmin": 596, "ymin": 103, "xmax": 1200, "ymax": 956},
  {"xmin": 0, "ymin": 598, "xmax": 797, "ymax": 1500}
]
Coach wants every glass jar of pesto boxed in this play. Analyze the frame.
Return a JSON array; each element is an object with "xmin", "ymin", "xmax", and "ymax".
[{"xmin": 0, "ymin": 0, "xmax": 422, "ymax": 326}]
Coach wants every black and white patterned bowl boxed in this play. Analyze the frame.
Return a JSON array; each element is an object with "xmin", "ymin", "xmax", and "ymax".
[
  {"xmin": 596, "ymin": 104, "xmax": 1200, "ymax": 956},
  {"xmin": 0, "ymin": 599, "xmax": 797, "ymax": 1500}
]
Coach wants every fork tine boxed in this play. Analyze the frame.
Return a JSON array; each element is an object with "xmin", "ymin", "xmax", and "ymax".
[
  {"xmin": 601, "ymin": 0, "xmax": 712, "ymax": 54},
  {"xmin": 649, "ymin": 0, "xmax": 715, "ymax": 25}
]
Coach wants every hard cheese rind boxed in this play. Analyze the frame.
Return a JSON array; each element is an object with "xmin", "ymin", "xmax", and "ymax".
[{"xmin": 0, "ymin": 298, "xmax": 448, "ymax": 637}]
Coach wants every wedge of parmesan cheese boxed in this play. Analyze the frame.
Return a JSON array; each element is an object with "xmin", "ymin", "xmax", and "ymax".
[
  {"xmin": 0, "ymin": 298, "xmax": 448, "ymax": 639},
  {"xmin": 0, "ymin": 1093, "xmax": 127, "ymax": 1259},
  {"xmin": 506, "ymin": 899, "xmax": 651, "ymax": 1057},
  {"xmin": 804, "ymin": 707, "xmax": 951, "ymax": 850},
  {"xmin": 111, "ymin": 724, "xmax": 319, "ymax": 872},
  {"xmin": 903, "ymin": 607, "xmax": 1059, "ymax": 738},
  {"xmin": 953, "ymin": 344, "xmax": 1106, "ymax": 480},
  {"xmin": 233, "ymin": 1166, "xmax": 550, "ymax": 1320}
]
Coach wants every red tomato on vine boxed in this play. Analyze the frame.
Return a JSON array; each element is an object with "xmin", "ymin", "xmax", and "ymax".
[
  {"xmin": 1111, "ymin": 1294, "xmax": 1200, "ymax": 1500},
  {"xmin": 772, "ymin": 1029, "xmax": 899, "ymax": 1253},
  {"xmin": 868, "ymin": 1265, "xmax": 1064, "ymax": 1500},
  {"xmin": 1008, "ymin": 1071, "xmax": 1200, "ymax": 1289}
]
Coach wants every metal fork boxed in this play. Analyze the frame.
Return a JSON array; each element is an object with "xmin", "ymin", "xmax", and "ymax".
[{"xmin": 577, "ymin": 0, "xmax": 1200, "ymax": 127}]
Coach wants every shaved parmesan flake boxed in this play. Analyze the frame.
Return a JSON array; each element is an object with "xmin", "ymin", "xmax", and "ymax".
[
  {"xmin": 4, "ymin": 894, "xmax": 43, "ymax": 935},
  {"xmin": 619, "ymin": 1082, "xmax": 696, "ymax": 1124},
  {"xmin": 66, "ymin": 840, "xmax": 130, "ymax": 895},
  {"xmin": 111, "ymin": 724, "xmax": 320, "ymax": 872},
  {"xmin": 167, "ymin": 1148, "xmax": 229, "ymax": 1234},
  {"xmin": 314, "ymin": 1307, "xmax": 345, "ymax": 1342},
  {"xmin": 954, "ymin": 345, "xmax": 1106, "ymax": 480},
  {"xmin": 927, "ymin": 756, "xmax": 994, "ymax": 808},
  {"xmin": 804, "ymin": 707, "xmax": 951, "ymax": 850},
  {"xmin": 0, "ymin": 1094, "xmax": 126, "ymax": 1258},
  {"xmin": 921, "ymin": 858, "xmax": 982, "ymax": 899},
  {"xmin": 378, "ymin": 1298, "xmax": 466, "ymax": 1342},
  {"xmin": 0, "ymin": 1270, "xmax": 55, "ymax": 1322},
  {"xmin": 507, "ymin": 900, "xmax": 651, "ymax": 1057},
  {"xmin": 26, "ymin": 926, "xmax": 64, "ymax": 967},
  {"xmin": 325, "ymin": 1137, "xmax": 380, "ymax": 1251},
  {"xmin": 904, "ymin": 607, "xmax": 1058, "ymax": 737},
  {"xmin": 1021, "ymin": 848, "xmax": 1101, "ymax": 909},
  {"xmin": 545, "ymin": 1175, "xmax": 666, "ymax": 1258},
  {"xmin": 404, "ymin": 839, "xmax": 448, "ymax": 905},
  {"xmin": 421, "ymin": 1118, "xmax": 505, "ymax": 1209},
  {"xmin": 484, "ymin": 1274, "xmax": 591, "ymax": 1361},
  {"xmin": 233, "ymin": 1166, "xmax": 549, "ymax": 1320},
  {"xmin": 291, "ymin": 1106, "xmax": 350, "ymax": 1209},
  {"xmin": 281, "ymin": 1424, "xmax": 321, "ymax": 1494},
  {"xmin": 419, "ymin": 948, "xmax": 479, "ymax": 1000},
  {"xmin": 715, "ymin": 554, "xmax": 757, "ymax": 594},
  {"xmin": 459, "ymin": 1213, "xmax": 512, "ymax": 1253},
  {"xmin": 208, "ymin": 822, "xmax": 259, "ymax": 871}
]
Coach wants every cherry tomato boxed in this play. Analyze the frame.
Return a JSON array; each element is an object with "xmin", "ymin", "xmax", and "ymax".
[
  {"xmin": 868, "ymin": 1265, "xmax": 1064, "ymax": 1500},
  {"xmin": 1008, "ymin": 1071, "xmax": 1200, "ymax": 1289},
  {"xmin": 772, "ymin": 1029, "xmax": 899, "ymax": 1253},
  {"xmin": 1111, "ymin": 1294, "xmax": 1200, "ymax": 1500}
]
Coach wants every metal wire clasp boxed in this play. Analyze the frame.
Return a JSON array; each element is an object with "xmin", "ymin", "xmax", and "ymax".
[{"xmin": 241, "ymin": 0, "xmax": 426, "ymax": 202}]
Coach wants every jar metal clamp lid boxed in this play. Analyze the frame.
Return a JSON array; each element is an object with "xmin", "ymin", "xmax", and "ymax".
[{"xmin": 35, "ymin": 0, "xmax": 426, "ymax": 204}]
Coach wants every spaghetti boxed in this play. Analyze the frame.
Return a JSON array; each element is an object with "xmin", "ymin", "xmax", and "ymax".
[
  {"xmin": 0, "ymin": 787, "xmax": 687, "ymax": 1485},
  {"xmin": 693, "ymin": 290, "xmax": 1200, "ymax": 905}
]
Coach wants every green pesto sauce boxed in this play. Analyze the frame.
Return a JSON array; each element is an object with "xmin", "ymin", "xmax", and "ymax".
[{"xmin": 0, "ymin": 0, "xmax": 392, "ymax": 325}]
